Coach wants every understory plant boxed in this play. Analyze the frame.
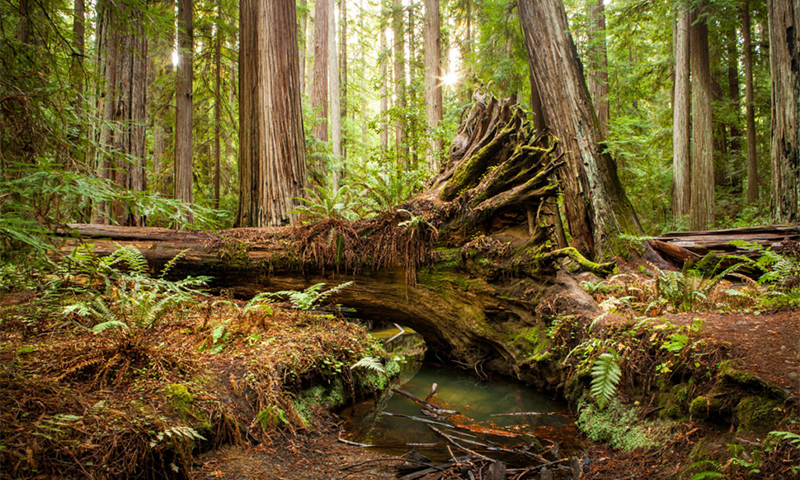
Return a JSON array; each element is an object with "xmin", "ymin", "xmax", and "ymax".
[{"xmin": 270, "ymin": 281, "xmax": 354, "ymax": 311}]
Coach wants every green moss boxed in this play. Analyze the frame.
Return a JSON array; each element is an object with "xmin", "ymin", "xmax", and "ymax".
[
  {"xmin": 576, "ymin": 399, "xmax": 676, "ymax": 451},
  {"xmin": 564, "ymin": 369, "xmax": 592, "ymax": 405},
  {"xmin": 165, "ymin": 384, "xmax": 194, "ymax": 417},
  {"xmin": 735, "ymin": 396, "xmax": 780, "ymax": 431},
  {"xmin": 689, "ymin": 395, "xmax": 724, "ymax": 419},
  {"xmin": 718, "ymin": 360, "xmax": 766, "ymax": 389}
]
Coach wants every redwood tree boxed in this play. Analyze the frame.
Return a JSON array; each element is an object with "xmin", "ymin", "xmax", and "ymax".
[
  {"xmin": 311, "ymin": 0, "xmax": 330, "ymax": 143},
  {"xmin": 175, "ymin": 0, "xmax": 193, "ymax": 220},
  {"xmin": 423, "ymin": 0, "xmax": 443, "ymax": 171},
  {"xmin": 689, "ymin": 8, "xmax": 714, "ymax": 230},
  {"xmin": 672, "ymin": 8, "xmax": 691, "ymax": 219},
  {"xmin": 236, "ymin": 0, "xmax": 307, "ymax": 227},
  {"xmin": 768, "ymin": 0, "xmax": 800, "ymax": 221},
  {"xmin": 518, "ymin": 0, "xmax": 641, "ymax": 259}
]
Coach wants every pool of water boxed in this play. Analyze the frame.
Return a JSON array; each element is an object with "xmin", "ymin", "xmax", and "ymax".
[{"xmin": 339, "ymin": 326, "xmax": 582, "ymax": 467}]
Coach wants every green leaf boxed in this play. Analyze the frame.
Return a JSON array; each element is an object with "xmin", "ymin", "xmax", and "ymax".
[{"xmin": 590, "ymin": 352, "xmax": 622, "ymax": 409}]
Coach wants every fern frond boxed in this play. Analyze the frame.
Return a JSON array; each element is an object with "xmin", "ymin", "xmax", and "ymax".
[
  {"xmin": 91, "ymin": 320, "xmax": 129, "ymax": 333},
  {"xmin": 590, "ymin": 352, "xmax": 622, "ymax": 409},
  {"xmin": 159, "ymin": 250, "xmax": 188, "ymax": 279},
  {"xmin": 350, "ymin": 356, "xmax": 385, "ymax": 373}
]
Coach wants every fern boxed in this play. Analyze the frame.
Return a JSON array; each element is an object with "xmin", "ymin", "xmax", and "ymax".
[
  {"xmin": 272, "ymin": 281, "xmax": 353, "ymax": 311},
  {"xmin": 590, "ymin": 352, "xmax": 622, "ymax": 409},
  {"xmin": 769, "ymin": 431, "xmax": 800, "ymax": 448},
  {"xmin": 350, "ymin": 356, "xmax": 385, "ymax": 374}
]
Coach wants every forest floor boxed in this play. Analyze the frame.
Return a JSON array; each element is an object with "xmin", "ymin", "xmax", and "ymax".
[{"xmin": 1, "ymin": 261, "xmax": 799, "ymax": 480}]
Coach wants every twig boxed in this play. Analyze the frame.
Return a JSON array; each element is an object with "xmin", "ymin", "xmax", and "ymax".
[{"xmin": 428, "ymin": 425, "xmax": 494, "ymax": 461}]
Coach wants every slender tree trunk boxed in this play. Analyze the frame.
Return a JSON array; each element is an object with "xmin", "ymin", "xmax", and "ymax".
[
  {"xmin": 311, "ymin": 0, "xmax": 330, "ymax": 143},
  {"xmin": 340, "ymin": 0, "xmax": 348, "ymax": 165},
  {"xmin": 743, "ymin": 1, "xmax": 758, "ymax": 203},
  {"xmin": 236, "ymin": 0, "xmax": 307, "ymax": 227},
  {"xmin": 408, "ymin": 1, "xmax": 418, "ymax": 169},
  {"xmin": 768, "ymin": 0, "xmax": 800, "ymax": 222},
  {"xmin": 71, "ymin": 0, "xmax": 85, "ymax": 118},
  {"xmin": 690, "ymin": 8, "xmax": 715, "ymax": 230},
  {"xmin": 586, "ymin": 0, "xmax": 609, "ymax": 138},
  {"xmin": 175, "ymin": 0, "xmax": 194, "ymax": 221},
  {"xmin": 518, "ymin": 0, "xmax": 641, "ymax": 258},
  {"xmin": 726, "ymin": 27, "xmax": 742, "ymax": 157},
  {"xmin": 380, "ymin": 4, "xmax": 389, "ymax": 150},
  {"xmin": 423, "ymin": 0, "xmax": 443, "ymax": 172},
  {"xmin": 214, "ymin": 5, "xmax": 222, "ymax": 209},
  {"xmin": 329, "ymin": 0, "xmax": 342, "ymax": 187},
  {"xmin": 394, "ymin": 0, "xmax": 407, "ymax": 163},
  {"xmin": 464, "ymin": 0, "xmax": 472, "ymax": 101},
  {"xmin": 673, "ymin": 9, "xmax": 691, "ymax": 219}
]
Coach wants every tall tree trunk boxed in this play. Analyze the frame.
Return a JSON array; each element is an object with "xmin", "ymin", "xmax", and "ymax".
[
  {"xmin": 673, "ymin": 9, "xmax": 691, "ymax": 219},
  {"xmin": 71, "ymin": 0, "xmax": 85, "ymax": 121},
  {"xmin": 311, "ymin": 0, "xmax": 330, "ymax": 143},
  {"xmin": 690, "ymin": 8, "xmax": 715, "ymax": 230},
  {"xmin": 236, "ymin": 0, "xmax": 307, "ymax": 227},
  {"xmin": 340, "ymin": 0, "xmax": 348, "ymax": 165},
  {"xmin": 768, "ymin": 0, "xmax": 800, "ymax": 222},
  {"xmin": 299, "ymin": 0, "xmax": 308, "ymax": 96},
  {"xmin": 408, "ymin": 1, "xmax": 419, "ymax": 169},
  {"xmin": 214, "ymin": 4, "xmax": 222, "ymax": 210},
  {"xmin": 743, "ymin": 1, "xmax": 758, "ymax": 203},
  {"xmin": 329, "ymin": 0, "xmax": 342, "ymax": 187},
  {"xmin": 394, "ymin": 0, "xmax": 407, "ymax": 164},
  {"xmin": 423, "ymin": 0, "xmax": 443, "ymax": 172},
  {"xmin": 518, "ymin": 0, "xmax": 641, "ymax": 259},
  {"xmin": 380, "ymin": 4, "xmax": 389, "ymax": 150},
  {"xmin": 175, "ymin": 0, "xmax": 194, "ymax": 221},
  {"xmin": 528, "ymin": 66, "xmax": 546, "ymax": 132},
  {"xmin": 726, "ymin": 26, "xmax": 742, "ymax": 156},
  {"xmin": 586, "ymin": 0, "xmax": 609, "ymax": 138}
]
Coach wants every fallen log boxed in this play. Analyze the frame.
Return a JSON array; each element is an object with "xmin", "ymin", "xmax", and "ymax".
[{"xmin": 646, "ymin": 225, "xmax": 800, "ymax": 270}]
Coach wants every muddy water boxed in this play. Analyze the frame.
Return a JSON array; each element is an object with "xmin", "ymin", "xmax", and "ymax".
[{"xmin": 339, "ymin": 326, "xmax": 582, "ymax": 466}]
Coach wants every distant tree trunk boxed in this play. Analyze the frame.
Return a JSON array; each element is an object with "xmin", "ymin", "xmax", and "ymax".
[
  {"xmin": 768, "ymin": 0, "xmax": 800, "ymax": 222},
  {"xmin": 380, "ymin": 5, "xmax": 389, "ymax": 150},
  {"xmin": 95, "ymin": 0, "xmax": 149, "ymax": 226},
  {"xmin": 743, "ymin": 1, "xmax": 758, "ymax": 203},
  {"xmin": 464, "ymin": 0, "xmax": 472, "ymax": 102},
  {"xmin": 311, "ymin": 0, "xmax": 330, "ymax": 143},
  {"xmin": 175, "ymin": 0, "xmax": 193, "ymax": 221},
  {"xmin": 299, "ymin": 0, "xmax": 308, "ymax": 96},
  {"xmin": 340, "ymin": 0, "xmax": 348, "ymax": 165},
  {"xmin": 329, "ymin": 0, "xmax": 342, "ymax": 187},
  {"xmin": 236, "ymin": 0, "xmax": 307, "ymax": 227},
  {"xmin": 726, "ymin": 26, "xmax": 742, "ymax": 157},
  {"xmin": 394, "ymin": 0, "xmax": 407, "ymax": 163},
  {"xmin": 408, "ymin": 1, "xmax": 419, "ymax": 169},
  {"xmin": 214, "ymin": 5, "xmax": 222, "ymax": 210},
  {"xmin": 71, "ymin": 0, "xmax": 85, "ymax": 116},
  {"xmin": 518, "ymin": 0, "xmax": 641, "ymax": 259},
  {"xmin": 586, "ymin": 0, "xmax": 609, "ymax": 137},
  {"xmin": 673, "ymin": 9, "xmax": 691, "ymax": 219},
  {"xmin": 690, "ymin": 8, "xmax": 715, "ymax": 230},
  {"xmin": 423, "ymin": 0, "xmax": 443, "ymax": 172}
]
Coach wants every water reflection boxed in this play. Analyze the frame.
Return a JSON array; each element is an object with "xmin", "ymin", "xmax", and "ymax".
[{"xmin": 340, "ymin": 326, "xmax": 581, "ymax": 466}]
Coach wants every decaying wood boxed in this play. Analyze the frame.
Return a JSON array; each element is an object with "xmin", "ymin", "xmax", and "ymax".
[{"xmin": 646, "ymin": 225, "xmax": 800, "ymax": 269}]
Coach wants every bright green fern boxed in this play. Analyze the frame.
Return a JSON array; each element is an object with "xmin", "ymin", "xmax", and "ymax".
[{"xmin": 590, "ymin": 352, "xmax": 622, "ymax": 409}]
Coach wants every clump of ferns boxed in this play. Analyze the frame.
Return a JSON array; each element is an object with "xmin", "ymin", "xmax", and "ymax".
[
  {"xmin": 722, "ymin": 240, "xmax": 800, "ymax": 309},
  {"xmin": 57, "ymin": 246, "xmax": 210, "ymax": 386}
]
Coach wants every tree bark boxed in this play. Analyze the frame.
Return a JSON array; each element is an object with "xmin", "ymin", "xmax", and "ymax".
[
  {"xmin": 329, "ymin": 0, "xmax": 342, "ymax": 187},
  {"xmin": 71, "ymin": 0, "xmax": 85, "ymax": 120},
  {"xmin": 340, "ymin": 0, "xmax": 348, "ymax": 165},
  {"xmin": 726, "ymin": 26, "xmax": 742, "ymax": 157},
  {"xmin": 214, "ymin": 3, "xmax": 222, "ymax": 210},
  {"xmin": 394, "ymin": 0, "xmax": 407, "ymax": 163},
  {"xmin": 311, "ymin": 0, "xmax": 330, "ymax": 143},
  {"xmin": 743, "ymin": 1, "xmax": 758, "ymax": 203},
  {"xmin": 380, "ymin": 4, "xmax": 389, "ymax": 150},
  {"xmin": 518, "ymin": 0, "xmax": 641, "ymax": 259},
  {"xmin": 690, "ymin": 8, "xmax": 715, "ymax": 230},
  {"xmin": 768, "ymin": 0, "xmax": 800, "ymax": 222},
  {"xmin": 299, "ymin": 0, "xmax": 308, "ymax": 96},
  {"xmin": 175, "ymin": 0, "xmax": 194, "ymax": 222},
  {"xmin": 424, "ymin": 0, "xmax": 443, "ymax": 172},
  {"xmin": 586, "ymin": 0, "xmax": 609, "ymax": 138},
  {"xmin": 673, "ymin": 8, "xmax": 691, "ymax": 219},
  {"xmin": 236, "ymin": 0, "xmax": 308, "ymax": 227}
]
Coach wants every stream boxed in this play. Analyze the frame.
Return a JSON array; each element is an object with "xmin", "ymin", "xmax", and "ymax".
[{"xmin": 339, "ymin": 325, "xmax": 583, "ymax": 469}]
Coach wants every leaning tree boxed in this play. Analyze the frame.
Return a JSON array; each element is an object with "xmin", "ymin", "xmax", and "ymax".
[{"xmin": 518, "ymin": 0, "xmax": 641, "ymax": 259}]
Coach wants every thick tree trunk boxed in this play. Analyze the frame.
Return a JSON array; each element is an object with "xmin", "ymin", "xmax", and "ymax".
[
  {"xmin": 518, "ymin": 0, "xmax": 641, "ymax": 259},
  {"xmin": 424, "ymin": 0, "xmax": 443, "ymax": 172},
  {"xmin": 299, "ymin": 0, "xmax": 308, "ymax": 96},
  {"xmin": 175, "ymin": 0, "xmax": 194, "ymax": 221},
  {"xmin": 743, "ymin": 2, "xmax": 759, "ymax": 203},
  {"xmin": 690, "ymin": 8, "xmax": 715, "ymax": 230},
  {"xmin": 586, "ymin": 0, "xmax": 609, "ymax": 138},
  {"xmin": 673, "ymin": 9, "xmax": 691, "ymax": 219},
  {"xmin": 236, "ymin": 0, "xmax": 308, "ymax": 227},
  {"xmin": 311, "ymin": 0, "xmax": 330, "ymax": 144},
  {"xmin": 768, "ymin": 0, "xmax": 800, "ymax": 222}
]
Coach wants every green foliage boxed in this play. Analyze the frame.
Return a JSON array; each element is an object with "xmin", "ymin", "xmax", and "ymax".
[
  {"xmin": 590, "ymin": 352, "xmax": 622, "ymax": 408},
  {"xmin": 350, "ymin": 356, "xmax": 385, "ymax": 374},
  {"xmin": 646, "ymin": 256, "xmax": 746, "ymax": 313},
  {"xmin": 270, "ymin": 281, "xmax": 354, "ymax": 311},
  {"xmin": 352, "ymin": 162, "xmax": 427, "ymax": 214},
  {"xmin": 769, "ymin": 431, "xmax": 800, "ymax": 449},
  {"xmin": 292, "ymin": 185, "xmax": 360, "ymax": 223},
  {"xmin": 577, "ymin": 398, "xmax": 675, "ymax": 451},
  {"xmin": 62, "ymin": 246, "xmax": 209, "ymax": 333}
]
